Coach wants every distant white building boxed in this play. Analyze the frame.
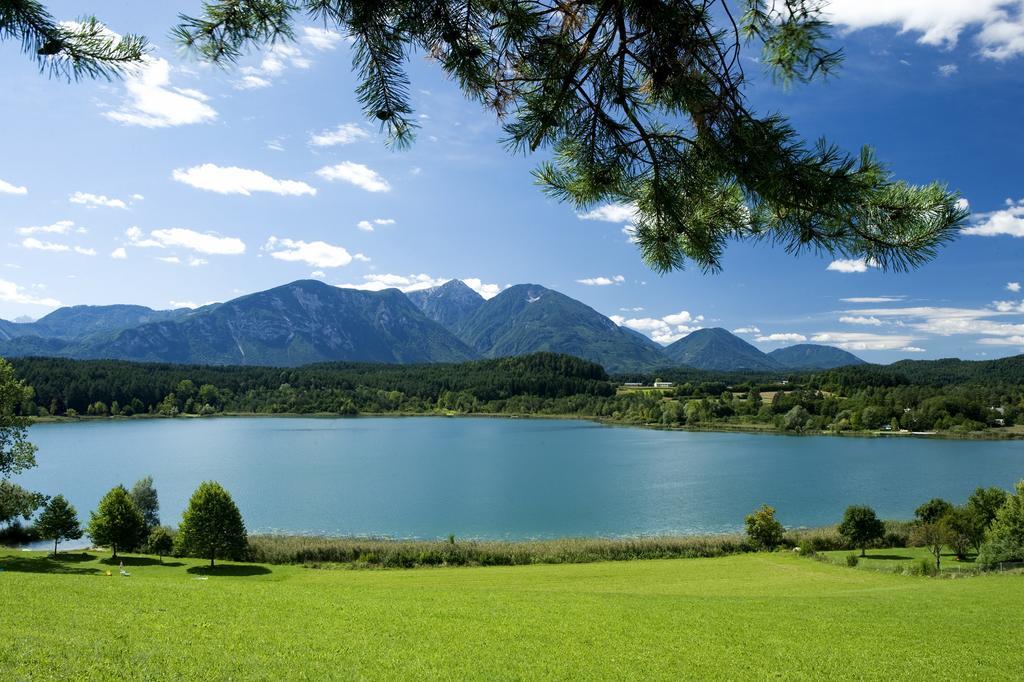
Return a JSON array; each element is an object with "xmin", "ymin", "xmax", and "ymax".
[{"xmin": 653, "ymin": 381, "xmax": 674, "ymax": 388}]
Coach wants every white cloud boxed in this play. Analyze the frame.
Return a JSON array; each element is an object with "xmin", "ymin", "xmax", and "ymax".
[
  {"xmin": 124, "ymin": 226, "xmax": 164, "ymax": 248},
  {"xmin": 1007, "ymin": 282, "xmax": 1021, "ymax": 292},
  {"xmin": 824, "ymin": 1, "xmax": 1024, "ymax": 59},
  {"xmin": 461, "ymin": 278, "xmax": 503, "ymax": 299},
  {"xmin": 235, "ymin": 43, "xmax": 313, "ymax": 89},
  {"xmin": 169, "ymin": 300, "xmax": 198, "ymax": 309},
  {"xmin": 577, "ymin": 203, "xmax": 637, "ymax": 223},
  {"xmin": 962, "ymin": 199, "xmax": 1024, "ymax": 236},
  {"xmin": 235, "ymin": 75, "xmax": 272, "ymax": 90},
  {"xmin": 156, "ymin": 256, "xmax": 181, "ymax": 264},
  {"xmin": 357, "ymin": 220, "xmax": 374, "ymax": 232},
  {"xmin": 106, "ymin": 57, "xmax": 217, "ymax": 128},
  {"xmin": 613, "ymin": 310, "xmax": 704, "ymax": 345},
  {"xmin": 188, "ymin": 256, "xmax": 208, "ymax": 267},
  {"xmin": 900, "ymin": 346, "xmax": 927, "ymax": 353},
  {"xmin": 127, "ymin": 227, "xmax": 245, "ymax": 255},
  {"xmin": 335, "ymin": 274, "xmax": 505, "ymax": 299},
  {"xmin": 302, "ymin": 27, "xmax": 344, "ymax": 51},
  {"xmin": 938, "ymin": 63, "xmax": 959, "ymax": 77},
  {"xmin": 992, "ymin": 300, "xmax": 1024, "ymax": 312},
  {"xmin": 755, "ymin": 333, "xmax": 808, "ymax": 343},
  {"xmin": 172, "ymin": 164, "xmax": 316, "ymax": 196},
  {"xmin": 263, "ymin": 236, "xmax": 352, "ymax": 268},
  {"xmin": 337, "ymin": 273, "xmax": 445, "ymax": 293},
  {"xmin": 310, "ymin": 270, "xmax": 326, "ymax": 279},
  {"xmin": 353, "ymin": 253, "xmax": 371, "ymax": 262},
  {"xmin": 110, "ymin": 247, "xmax": 127, "ymax": 260},
  {"xmin": 21, "ymin": 238, "xmax": 70, "ymax": 252},
  {"xmin": 977, "ymin": 336, "xmax": 1024, "ymax": 346},
  {"xmin": 17, "ymin": 220, "xmax": 77, "ymax": 235},
  {"xmin": 839, "ymin": 315, "xmax": 883, "ymax": 326},
  {"xmin": 732, "ymin": 326, "xmax": 761, "ymax": 334},
  {"xmin": 316, "ymin": 162, "xmax": 391, "ymax": 192},
  {"xmin": 827, "ymin": 258, "xmax": 879, "ymax": 273},
  {"xmin": 810, "ymin": 331, "xmax": 922, "ymax": 351},
  {"xmin": 73, "ymin": 246, "xmax": 97, "ymax": 256},
  {"xmin": 374, "ymin": 218, "xmax": 395, "ymax": 226},
  {"xmin": 840, "ymin": 296, "xmax": 905, "ymax": 303},
  {"xmin": 310, "ymin": 123, "xmax": 370, "ymax": 147},
  {"xmin": 69, "ymin": 191, "xmax": 128, "ymax": 209},
  {"xmin": 845, "ymin": 305, "xmax": 1024, "ymax": 340},
  {"xmin": 0, "ymin": 278, "xmax": 60, "ymax": 307},
  {"xmin": 576, "ymin": 275, "xmax": 625, "ymax": 286},
  {"xmin": 0, "ymin": 179, "xmax": 27, "ymax": 195}
]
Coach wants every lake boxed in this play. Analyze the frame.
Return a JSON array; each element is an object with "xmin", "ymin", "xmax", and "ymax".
[{"xmin": 17, "ymin": 417, "xmax": 1024, "ymax": 540}]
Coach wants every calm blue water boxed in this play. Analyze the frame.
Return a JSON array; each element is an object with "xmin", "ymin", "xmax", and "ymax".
[{"xmin": 17, "ymin": 417, "xmax": 1024, "ymax": 539}]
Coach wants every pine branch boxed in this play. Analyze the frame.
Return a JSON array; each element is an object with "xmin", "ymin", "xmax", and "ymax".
[{"xmin": 1, "ymin": 1, "xmax": 147, "ymax": 80}]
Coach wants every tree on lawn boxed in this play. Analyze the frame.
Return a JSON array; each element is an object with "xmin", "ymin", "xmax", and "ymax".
[
  {"xmin": 173, "ymin": 0, "xmax": 967, "ymax": 274},
  {"xmin": 130, "ymin": 475, "xmax": 160, "ymax": 529},
  {"xmin": 146, "ymin": 526, "xmax": 175, "ymax": 563},
  {"xmin": 175, "ymin": 481, "xmax": 247, "ymax": 568},
  {"xmin": 941, "ymin": 506, "xmax": 979, "ymax": 561},
  {"xmin": 966, "ymin": 486, "xmax": 1009, "ymax": 531},
  {"xmin": 35, "ymin": 494, "xmax": 83, "ymax": 556},
  {"xmin": 0, "ymin": 358, "xmax": 44, "ymax": 526},
  {"xmin": 745, "ymin": 504, "xmax": 784, "ymax": 551},
  {"xmin": 86, "ymin": 485, "xmax": 145, "ymax": 559},
  {"xmin": 837, "ymin": 505, "xmax": 885, "ymax": 557},
  {"xmin": 977, "ymin": 480, "xmax": 1024, "ymax": 568},
  {"xmin": 910, "ymin": 520, "xmax": 952, "ymax": 574},
  {"xmin": 0, "ymin": 1, "xmax": 147, "ymax": 79},
  {"xmin": 915, "ymin": 498, "xmax": 953, "ymax": 525}
]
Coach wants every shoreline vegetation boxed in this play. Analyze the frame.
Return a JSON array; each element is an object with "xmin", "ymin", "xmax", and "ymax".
[
  {"xmin": 26, "ymin": 409, "xmax": 1024, "ymax": 441},
  {"xmin": 243, "ymin": 523, "xmax": 917, "ymax": 569},
  {"xmin": 9, "ymin": 352, "xmax": 1024, "ymax": 440}
]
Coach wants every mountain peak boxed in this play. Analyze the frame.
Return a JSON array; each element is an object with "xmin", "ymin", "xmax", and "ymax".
[
  {"xmin": 768, "ymin": 344, "xmax": 866, "ymax": 370},
  {"xmin": 664, "ymin": 327, "xmax": 781, "ymax": 371},
  {"xmin": 406, "ymin": 279, "xmax": 485, "ymax": 331}
]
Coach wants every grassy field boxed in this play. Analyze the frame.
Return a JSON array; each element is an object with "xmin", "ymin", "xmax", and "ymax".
[
  {"xmin": 2, "ymin": 549, "xmax": 1022, "ymax": 679},
  {"xmin": 819, "ymin": 547, "xmax": 981, "ymax": 574}
]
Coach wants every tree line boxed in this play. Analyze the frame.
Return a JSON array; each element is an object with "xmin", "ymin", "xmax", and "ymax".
[
  {"xmin": 30, "ymin": 476, "xmax": 247, "ymax": 568},
  {"xmin": 8, "ymin": 354, "xmax": 1024, "ymax": 435},
  {"xmin": 744, "ymin": 482, "xmax": 1024, "ymax": 572}
]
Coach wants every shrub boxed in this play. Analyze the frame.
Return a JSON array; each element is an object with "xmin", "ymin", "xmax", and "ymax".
[
  {"xmin": 146, "ymin": 526, "xmax": 176, "ymax": 562},
  {"xmin": 846, "ymin": 553, "xmax": 859, "ymax": 567},
  {"xmin": 913, "ymin": 557, "xmax": 938, "ymax": 577},
  {"xmin": 977, "ymin": 480, "xmax": 1024, "ymax": 568},
  {"xmin": 745, "ymin": 504, "xmax": 785, "ymax": 551}
]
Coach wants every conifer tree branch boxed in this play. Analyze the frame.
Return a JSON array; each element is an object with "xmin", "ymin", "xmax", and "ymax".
[{"xmin": 175, "ymin": 0, "xmax": 968, "ymax": 273}]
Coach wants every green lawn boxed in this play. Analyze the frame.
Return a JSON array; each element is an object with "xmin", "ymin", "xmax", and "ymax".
[
  {"xmin": 819, "ymin": 547, "xmax": 981, "ymax": 574},
  {"xmin": 2, "ymin": 549, "xmax": 1022, "ymax": 679}
]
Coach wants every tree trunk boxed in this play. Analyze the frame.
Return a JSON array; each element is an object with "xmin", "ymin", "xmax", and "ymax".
[
  {"xmin": 860, "ymin": 546, "xmax": 866, "ymax": 557},
  {"xmin": 54, "ymin": 538, "xmax": 58, "ymax": 556},
  {"xmin": 210, "ymin": 552, "xmax": 215, "ymax": 568},
  {"xmin": 112, "ymin": 542, "xmax": 118, "ymax": 559}
]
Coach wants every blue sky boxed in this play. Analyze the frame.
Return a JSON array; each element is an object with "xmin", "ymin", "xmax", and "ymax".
[{"xmin": 1, "ymin": 1, "xmax": 1024, "ymax": 363}]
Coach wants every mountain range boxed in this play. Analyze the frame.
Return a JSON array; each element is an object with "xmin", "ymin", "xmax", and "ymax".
[{"xmin": 0, "ymin": 279, "xmax": 865, "ymax": 373}]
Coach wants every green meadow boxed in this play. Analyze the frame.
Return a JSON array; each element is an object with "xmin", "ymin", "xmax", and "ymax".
[{"xmin": 2, "ymin": 549, "xmax": 1022, "ymax": 680}]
